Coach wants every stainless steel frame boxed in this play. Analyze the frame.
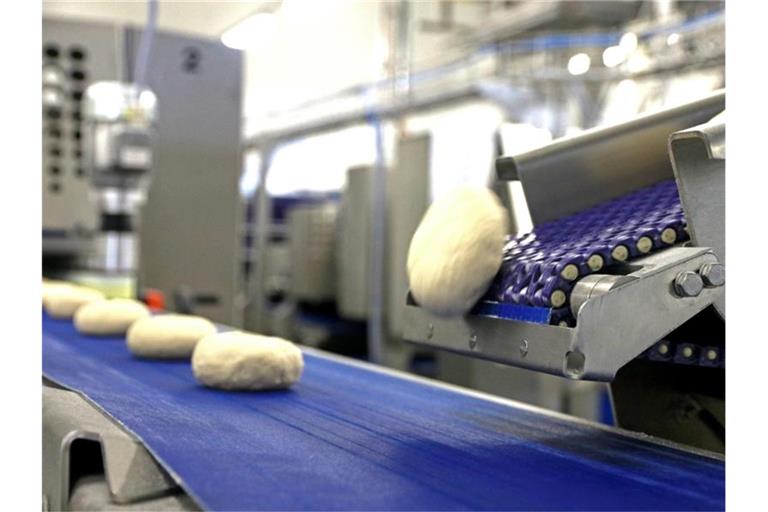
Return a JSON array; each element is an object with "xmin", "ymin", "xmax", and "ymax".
[
  {"xmin": 404, "ymin": 247, "xmax": 722, "ymax": 381},
  {"xmin": 670, "ymin": 114, "xmax": 725, "ymax": 317},
  {"xmin": 43, "ymin": 385, "xmax": 180, "ymax": 510}
]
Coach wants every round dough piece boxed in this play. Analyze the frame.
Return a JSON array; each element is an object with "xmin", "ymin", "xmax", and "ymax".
[
  {"xmin": 42, "ymin": 281, "xmax": 71, "ymax": 305},
  {"xmin": 43, "ymin": 284, "xmax": 105, "ymax": 319},
  {"xmin": 127, "ymin": 314, "xmax": 217, "ymax": 359},
  {"xmin": 192, "ymin": 331, "xmax": 304, "ymax": 390},
  {"xmin": 407, "ymin": 186, "xmax": 508, "ymax": 317},
  {"xmin": 74, "ymin": 298, "xmax": 150, "ymax": 335}
]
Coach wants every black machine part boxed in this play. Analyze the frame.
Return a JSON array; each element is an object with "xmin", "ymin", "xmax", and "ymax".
[{"xmin": 610, "ymin": 306, "xmax": 725, "ymax": 453}]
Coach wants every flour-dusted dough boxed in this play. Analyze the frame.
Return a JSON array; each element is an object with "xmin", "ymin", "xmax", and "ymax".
[
  {"xmin": 192, "ymin": 331, "xmax": 304, "ymax": 390},
  {"xmin": 74, "ymin": 298, "xmax": 150, "ymax": 335},
  {"xmin": 127, "ymin": 314, "xmax": 217, "ymax": 359},
  {"xmin": 407, "ymin": 186, "xmax": 508, "ymax": 317},
  {"xmin": 42, "ymin": 281, "xmax": 71, "ymax": 305},
  {"xmin": 43, "ymin": 284, "xmax": 105, "ymax": 318}
]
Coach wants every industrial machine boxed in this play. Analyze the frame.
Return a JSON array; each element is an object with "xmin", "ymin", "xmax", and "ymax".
[
  {"xmin": 42, "ymin": 4, "xmax": 725, "ymax": 509},
  {"xmin": 42, "ymin": 18, "xmax": 243, "ymax": 323},
  {"xmin": 82, "ymin": 81, "xmax": 157, "ymax": 294},
  {"xmin": 404, "ymin": 90, "xmax": 726, "ymax": 453}
]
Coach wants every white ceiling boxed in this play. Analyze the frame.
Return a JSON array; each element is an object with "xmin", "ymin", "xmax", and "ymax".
[{"xmin": 42, "ymin": 0, "xmax": 279, "ymax": 40}]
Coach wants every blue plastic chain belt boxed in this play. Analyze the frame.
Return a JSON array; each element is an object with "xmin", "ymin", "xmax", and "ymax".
[
  {"xmin": 482, "ymin": 179, "xmax": 687, "ymax": 325},
  {"xmin": 42, "ymin": 313, "xmax": 723, "ymax": 511}
]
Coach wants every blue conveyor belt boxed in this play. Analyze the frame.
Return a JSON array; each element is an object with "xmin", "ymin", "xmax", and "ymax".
[{"xmin": 42, "ymin": 313, "xmax": 724, "ymax": 511}]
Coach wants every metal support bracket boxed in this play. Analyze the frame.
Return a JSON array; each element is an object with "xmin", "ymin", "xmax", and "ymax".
[
  {"xmin": 669, "ymin": 113, "xmax": 725, "ymax": 317},
  {"xmin": 43, "ymin": 385, "xmax": 178, "ymax": 510},
  {"xmin": 404, "ymin": 247, "xmax": 723, "ymax": 382}
]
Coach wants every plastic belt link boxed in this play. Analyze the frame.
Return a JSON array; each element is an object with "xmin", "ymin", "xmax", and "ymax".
[{"xmin": 484, "ymin": 180, "xmax": 689, "ymax": 325}]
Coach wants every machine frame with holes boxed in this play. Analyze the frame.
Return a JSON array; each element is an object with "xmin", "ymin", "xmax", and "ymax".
[{"xmin": 43, "ymin": 19, "xmax": 118, "ymax": 258}]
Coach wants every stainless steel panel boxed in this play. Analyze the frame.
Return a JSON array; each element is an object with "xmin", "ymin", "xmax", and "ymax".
[
  {"xmin": 128, "ymin": 30, "xmax": 243, "ymax": 324},
  {"xmin": 336, "ymin": 166, "xmax": 372, "ymax": 320},
  {"xmin": 43, "ymin": 386, "xmax": 177, "ymax": 510},
  {"xmin": 42, "ymin": 19, "xmax": 119, "ymax": 238},
  {"xmin": 387, "ymin": 135, "xmax": 431, "ymax": 336},
  {"xmin": 670, "ymin": 115, "xmax": 725, "ymax": 317},
  {"xmin": 496, "ymin": 90, "xmax": 725, "ymax": 225},
  {"xmin": 288, "ymin": 203, "xmax": 338, "ymax": 302}
]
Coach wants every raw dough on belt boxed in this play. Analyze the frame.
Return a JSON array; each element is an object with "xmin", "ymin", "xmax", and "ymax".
[
  {"xmin": 407, "ymin": 186, "xmax": 508, "ymax": 317},
  {"xmin": 74, "ymin": 298, "xmax": 150, "ymax": 335},
  {"xmin": 192, "ymin": 331, "xmax": 304, "ymax": 390},
  {"xmin": 42, "ymin": 281, "xmax": 71, "ymax": 305},
  {"xmin": 127, "ymin": 314, "xmax": 217, "ymax": 359},
  {"xmin": 43, "ymin": 284, "xmax": 105, "ymax": 318}
]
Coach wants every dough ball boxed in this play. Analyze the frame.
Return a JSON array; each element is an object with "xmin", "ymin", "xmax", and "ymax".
[
  {"xmin": 192, "ymin": 331, "xmax": 304, "ymax": 390},
  {"xmin": 407, "ymin": 186, "xmax": 508, "ymax": 317},
  {"xmin": 43, "ymin": 284, "xmax": 105, "ymax": 319},
  {"xmin": 42, "ymin": 281, "xmax": 71, "ymax": 305},
  {"xmin": 74, "ymin": 298, "xmax": 150, "ymax": 336},
  {"xmin": 127, "ymin": 314, "xmax": 217, "ymax": 359}
]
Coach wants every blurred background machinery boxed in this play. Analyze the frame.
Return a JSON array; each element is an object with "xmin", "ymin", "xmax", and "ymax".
[{"xmin": 42, "ymin": 17, "xmax": 242, "ymax": 323}]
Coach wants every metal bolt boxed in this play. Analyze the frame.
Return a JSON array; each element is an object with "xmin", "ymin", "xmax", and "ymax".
[
  {"xmin": 673, "ymin": 271, "xmax": 703, "ymax": 298},
  {"xmin": 682, "ymin": 346, "xmax": 694, "ymax": 358},
  {"xmin": 699, "ymin": 263, "xmax": 725, "ymax": 287},
  {"xmin": 658, "ymin": 342, "xmax": 670, "ymax": 355},
  {"xmin": 427, "ymin": 324, "xmax": 434, "ymax": 339},
  {"xmin": 469, "ymin": 334, "xmax": 478, "ymax": 350},
  {"xmin": 706, "ymin": 349, "xmax": 718, "ymax": 361},
  {"xmin": 519, "ymin": 339, "xmax": 529, "ymax": 358}
]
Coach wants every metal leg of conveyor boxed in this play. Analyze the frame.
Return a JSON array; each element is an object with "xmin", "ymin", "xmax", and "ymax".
[{"xmin": 43, "ymin": 384, "xmax": 196, "ymax": 511}]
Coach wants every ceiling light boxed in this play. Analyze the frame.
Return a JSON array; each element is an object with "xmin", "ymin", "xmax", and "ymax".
[
  {"xmin": 567, "ymin": 53, "xmax": 591, "ymax": 76},
  {"xmin": 666, "ymin": 32, "xmax": 681, "ymax": 46},
  {"xmin": 221, "ymin": 12, "xmax": 279, "ymax": 50},
  {"xmin": 602, "ymin": 45, "xmax": 626, "ymax": 67},
  {"xmin": 619, "ymin": 32, "xmax": 638, "ymax": 52}
]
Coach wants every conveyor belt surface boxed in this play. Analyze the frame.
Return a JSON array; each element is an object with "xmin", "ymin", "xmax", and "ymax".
[
  {"xmin": 485, "ymin": 179, "xmax": 688, "ymax": 325},
  {"xmin": 42, "ymin": 313, "xmax": 724, "ymax": 511}
]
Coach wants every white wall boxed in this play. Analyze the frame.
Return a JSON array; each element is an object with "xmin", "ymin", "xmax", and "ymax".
[{"xmin": 242, "ymin": 0, "xmax": 386, "ymax": 133}]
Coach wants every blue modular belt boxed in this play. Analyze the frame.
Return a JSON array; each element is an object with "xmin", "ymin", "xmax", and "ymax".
[
  {"xmin": 43, "ymin": 313, "xmax": 724, "ymax": 511},
  {"xmin": 485, "ymin": 179, "xmax": 687, "ymax": 326}
]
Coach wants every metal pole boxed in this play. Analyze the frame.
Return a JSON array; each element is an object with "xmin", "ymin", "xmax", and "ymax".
[
  {"xmin": 246, "ymin": 145, "xmax": 274, "ymax": 332},
  {"xmin": 366, "ymin": 113, "xmax": 386, "ymax": 365}
]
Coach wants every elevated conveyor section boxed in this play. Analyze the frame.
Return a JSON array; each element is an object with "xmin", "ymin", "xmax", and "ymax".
[
  {"xmin": 405, "ymin": 92, "xmax": 725, "ymax": 382},
  {"xmin": 43, "ymin": 313, "xmax": 724, "ymax": 511}
]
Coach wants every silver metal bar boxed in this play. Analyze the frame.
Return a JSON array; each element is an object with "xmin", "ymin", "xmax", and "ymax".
[
  {"xmin": 367, "ymin": 118, "xmax": 387, "ymax": 364},
  {"xmin": 243, "ymin": 85, "xmax": 482, "ymax": 150},
  {"xmin": 496, "ymin": 90, "xmax": 725, "ymax": 225},
  {"xmin": 244, "ymin": 147, "xmax": 274, "ymax": 331}
]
